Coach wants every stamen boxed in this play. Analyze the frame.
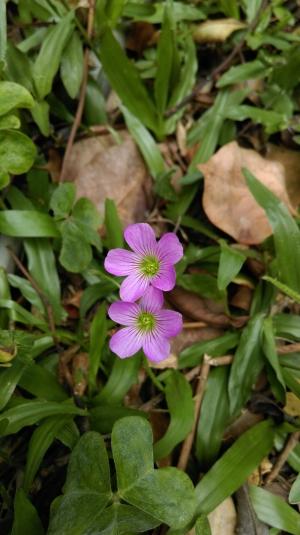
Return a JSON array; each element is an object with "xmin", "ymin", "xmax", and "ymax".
[
  {"xmin": 140, "ymin": 255, "xmax": 160, "ymax": 277},
  {"xmin": 137, "ymin": 312, "xmax": 156, "ymax": 332}
]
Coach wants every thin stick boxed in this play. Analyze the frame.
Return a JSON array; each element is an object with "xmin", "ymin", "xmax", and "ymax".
[
  {"xmin": 209, "ymin": 355, "xmax": 233, "ymax": 366},
  {"xmin": 277, "ymin": 343, "xmax": 300, "ymax": 355},
  {"xmin": 265, "ymin": 431, "xmax": 300, "ymax": 485},
  {"xmin": 8, "ymin": 247, "xmax": 56, "ymax": 338},
  {"xmin": 177, "ymin": 355, "xmax": 211, "ymax": 471},
  {"xmin": 183, "ymin": 321, "xmax": 207, "ymax": 329},
  {"xmin": 59, "ymin": 0, "xmax": 95, "ymax": 182},
  {"xmin": 165, "ymin": 0, "xmax": 268, "ymax": 118}
]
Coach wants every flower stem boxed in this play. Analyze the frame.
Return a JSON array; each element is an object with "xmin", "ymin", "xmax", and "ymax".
[{"xmin": 143, "ymin": 357, "xmax": 165, "ymax": 393}]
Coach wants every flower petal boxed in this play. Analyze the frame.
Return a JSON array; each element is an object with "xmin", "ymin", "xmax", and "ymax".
[
  {"xmin": 157, "ymin": 233, "xmax": 183, "ymax": 264},
  {"xmin": 120, "ymin": 273, "xmax": 149, "ymax": 302},
  {"xmin": 110, "ymin": 327, "xmax": 142, "ymax": 358},
  {"xmin": 143, "ymin": 333, "xmax": 170, "ymax": 362},
  {"xmin": 152, "ymin": 264, "xmax": 176, "ymax": 291},
  {"xmin": 140, "ymin": 286, "xmax": 164, "ymax": 312},
  {"xmin": 104, "ymin": 249, "xmax": 138, "ymax": 276},
  {"xmin": 108, "ymin": 301, "xmax": 140, "ymax": 326},
  {"xmin": 124, "ymin": 223, "xmax": 157, "ymax": 254},
  {"xmin": 157, "ymin": 309, "xmax": 183, "ymax": 338}
]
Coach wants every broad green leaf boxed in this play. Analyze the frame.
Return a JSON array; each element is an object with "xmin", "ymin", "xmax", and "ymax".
[
  {"xmin": 24, "ymin": 238, "xmax": 65, "ymax": 324},
  {"xmin": 154, "ymin": 3, "xmax": 174, "ymax": 117},
  {"xmin": 112, "ymin": 416, "xmax": 196, "ymax": 528},
  {"xmin": 99, "ymin": 28, "xmax": 158, "ymax": 132},
  {"xmin": 0, "ymin": 400, "xmax": 85, "ymax": 435},
  {"xmin": 289, "ymin": 473, "xmax": 300, "ymax": 504},
  {"xmin": 0, "ymin": 130, "xmax": 36, "ymax": 175},
  {"xmin": 104, "ymin": 198, "xmax": 124, "ymax": 249},
  {"xmin": 19, "ymin": 362, "xmax": 68, "ymax": 401},
  {"xmin": 8, "ymin": 274, "xmax": 44, "ymax": 314},
  {"xmin": 228, "ymin": 313, "xmax": 265, "ymax": 416},
  {"xmin": 23, "ymin": 415, "xmax": 73, "ymax": 492},
  {"xmin": 88, "ymin": 303, "xmax": 107, "ymax": 392},
  {"xmin": 31, "ymin": 100, "xmax": 51, "ymax": 137},
  {"xmin": 0, "ymin": 0, "xmax": 6, "ymax": 62},
  {"xmin": 0, "ymin": 360, "xmax": 29, "ymax": 411},
  {"xmin": 0, "ymin": 81, "xmax": 34, "ymax": 116},
  {"xmin": 250, "ymin": 485, "xmax": 300, "ymax": 534},
  {"xmin": 0, "ymin": 298, "xmax": 47, "ymax": 328},
  {"xmin": 12, "ymin": 489, "xmax": 44, "ymax": 535},
  {"xmin": 154, "ymin": 371, "xmax": 194, "ymax": 460},
  {"xmin": 33, "ymin": 11, "xmax": 75, "ymax": 99},
  {"xmin": 48, "ymin": 432, "xmax": 112, "ymax": 535},
  {"xmin": 90, "ymin": 405, "xmax": 146, "ymax": 434},
  {"xmin": 50, "ymin": 183, "xmax": 76, "ymax": 218},
  {"xmin": 17, "ymin": 27, "xmax": 48, "ymax": 53},
  {"xmin": 195, "ymin": 514, "xmax": 212, "ymax": 535},
  {"xmin": 126, "ymin": 1, "xmax": 205, "ymax": 23},
  {"xmin": 179, "ymin": 331, "xmax": 239, "ymax": 368},
  {"xmin": 263, "ymin": 317, "xmax": 285, "ymax": 392},
  {"xmin": 281, "ymin": 367, "xmax": 300, "ymax": 398},
  {"xmin": 196, "ymin": 366, "xmax": 230, "ymax": 465},
  {"xmin": 122, "ymin": 106, "xmax": 165, "ymax": 178},
  {"xmin": 60, "ymin": 30, "xmax": 83, "ymax": 99},
  {"xmin": 273, "ymin": 313, "xmax": 300, "ymax": 341},
  {"xmin": 227, "ymin": 105, "xmax": 286, "ymax": 134},
  {"xmin": 177, "ymin": 273, "xmax": 225, "ymax": 302},
  {"xmin": 72, "ymin": 197, "xmax": 102, "ymax": 248},
  {"xmin": 59, "ymin": 219, "xmax": 92, "ymax": 272},
  {"xmin": 217, "ymin": 60, "xmax": 267, "ymax": 87},
  {"xmin": 245, "ymin": 169, "xmax": 300, "ymax": 293},
  {"xmin": 83, "ymin": 503, "xmax": 159, "ymax": 534},
  {"xmin": 5, "ymin": 42, "xmax": 34, "ymax": 93},
  {"xmin": 84, "ymin": 78, "xmax": 107, "ymax": 125},
  {"xmin": 93, "ymin": 354, "xmax": 140, "ymax": 405},
  {"xmin": 217, "ymin": 240, "xmax": 246, "ymax": 290},
  {"xmin": 195, "ymin": 420, "xmax": 275, "ymax": 514},
  {"xmin": 0, "ymin": 113, "xmax": 20, "ymax": 130},
  {"xmin": 0, "ymin": 210, "xmax": 60, "ymax": 237}
]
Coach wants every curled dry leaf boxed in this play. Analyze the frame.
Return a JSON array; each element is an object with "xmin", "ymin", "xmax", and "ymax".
[
  {"xmin": 192, "ymin": 19, "xmax": 246, "ymax": 43},
  {"xmin": 200, "ymin": 141, "xmax": 294, "ymax": 244},
  {"xmin": 235, "ymin": 484, "xmax": 269, "ymax": 535},
  {"xmin": 208, "ymin": 497, "xmax": 237, "ymax": 535},
  {"xmin": 62, "ymin": 131, "xmax": 152, "ymax": 225},
  {"xmin": 266, "ymin": 143, "xmax": 300, "ymax": 208}
]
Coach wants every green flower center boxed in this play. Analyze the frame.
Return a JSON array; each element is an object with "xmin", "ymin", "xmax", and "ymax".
[
  {"xmin": 140, "ymin": 255, "xmax": 160, "ymax": 277},
  {"xmin": 137, "ymin": 312, "xmax": 156, "ymax": 332}
]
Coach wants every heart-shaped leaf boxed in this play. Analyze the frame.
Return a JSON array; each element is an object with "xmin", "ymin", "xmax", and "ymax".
[
  {"xmin": 0, "ymin": 81, "xmax": 34, "ymax": 116},
  {"xmin": 0, "ymin": 130, "xmax": 36, "ymax": 175},
  {"xmin": 112, "ymin": 417, "xmax": 196, "ymax": 528}
]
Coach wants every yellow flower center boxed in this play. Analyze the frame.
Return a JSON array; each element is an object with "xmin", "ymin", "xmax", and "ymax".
[
  {"xmin": 140, "ymin": 255, "xmax": 160, "ymax": 277},
  {"xmin": 137, "ymin": 312, "xmax": 156, "ymax": 332}
]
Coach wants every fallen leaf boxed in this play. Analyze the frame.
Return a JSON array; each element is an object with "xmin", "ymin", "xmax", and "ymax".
[
  {"xmin": 284, "ymin": 391, "xmax": 300, "ymax": 417},
  {"xmin": 62, "ymin": 131, "xmax": 152, "ymax": 225},
  {"xmin": 248, "ymin": 457, "xmax": 272, "ymax": 485},
  {"xmin": 208, "ymin": 497, "xmax": 237, "ymax": 535},
  {"xmin": 126, "ymin": 22, "xmax": 156, "ymax": 54},
  {"xmin": 266, "ymin": 143, "xmax": 300, "ymax": 208},
  {"xmin": 230, "ymin": 286, "xmax": 253, "ymax": 311},
  {"xmin": 235, "ymin": 484, "xmax": 269, "ymax": 535},
  {"xmin": 193, "ymin": 19, "xmax": 246, "ymax": 43},
  {"xmin": 200, "ymin": 141, "xmax": 294, "ymax": 244}
]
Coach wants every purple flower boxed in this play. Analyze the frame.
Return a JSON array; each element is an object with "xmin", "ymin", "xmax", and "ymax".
[
  {"xmin": 108, "ymin": 286, "xmax": 182, "ymax": 362},
  {"xmin": 104, "ymin": 223, "xmax": 183, "ymax": 302}
]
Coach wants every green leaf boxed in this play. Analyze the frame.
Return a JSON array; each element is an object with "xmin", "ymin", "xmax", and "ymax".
[
  {"xmin": 33, "ymin": 11, "xmax": 75, "ymax": 99},
  {"xmin": 72, "ymin": 197, "xmax": 102, "ymax": 247},
  {"xmin": 0, "ymin": 359, "xmax": 29, "ymax": 411},
  {"xmin": 0, "ymin": 81, "xmax": 34, "ymax": 116},
  {"xmin": 93, "ymin": 354, "xmax": 140, "ymax": 406},
  {"xmin": 23, "ymin": 415, "xmax": 73, "ymax": 492},
  {"xmin": 263, "ymin": 275, "xmax": 300, "ymax": 304},
  {"xmin": 99, "ymin": 28, "xmax": 158, "ymax": 132},
  {"xmin": 0, "ymin": 130, "xmax": 36, "ymax": 175},
  {"xmin": 245, "ymin": 169, "xmax": 300, "ymax": 293},
  {"xmin": 122, "ymin": 106, "xmax": 165, "ymax": 178},
  {"xmin": 217, "ymin": 240, "xmax": 246, "ymax": 290},
  {"xmin": 0, "ymin": 400, "xmax": 85, "ymax": 435},
  {"xmin": 19, "ymin": 362, "xmax": 68, "ymax": 401},
  {"xmin": 217, "ymin": 60, "xmax": 267, "ymax": 88},
  {"xmin": 0, "ymin": 0, "xmax": 6, "ymax": 62},
  {"xmin": 31, "ymin": 100, "xmax": 51, "ymax": 137},
  {"xmin": 179, "ymin": 331, "xmax": 239, "ymax": 368},
  {"xmin": 112, "ymin": 416, "xmax": 196, "ymax": 528},
  {"xmin": 263, "ymin": 317, "xmax": 285, "ymax": 393},
  {"xmin": 59, "ymin": 219, "xmax": 92, "ymax": 272},
  {"xmin": 8, "ymin": 274, "xmax": 44, "ymax": 314},
  {"xmin": 227, "ymin": 105, "xmax": 286, "ymax": 134},
  {"xmin": 104, "ymin": 198, "xmax": 124, "ymax": 249},
  {"xmin": 289, "ymin": 473, "xmax": 300, "ymax": 504},
  {"xmin": 250, "ymin": 485, "xmax": 300, "ymax": 534},
  {"xmin": 90, "ymin": 405, "xmax": 146, "ymax": 434},
  {"xmin": 12, "ymin": 489, "xmax": 44, "ymax": 535},
  {"xmin": 88, "ymin": 303, "xmax": 107, "ymax": 392},
  {"xmin": 0, "ymin": 113, "xmax": 20, "ymax": 130},
  {"xmin": 273, "ymin": 313, "xmax": 300, "ymax": 341},
  {"xmin": 177, "ymin": 273, "xmax": 225, "ymax": 302},
  {"xmin": 195, "ymin": 420, "xmax": 275, "ymax": 515},
  {"xmin": 154, "ymin": 3, "xmax": 174, "ymax": 117},
  {"xmin": 154, "ymin": 371, "xmax": 194, "ymax": 460},
  {"xmin": 50, "ymin": 183, "xmax": 76, "ymax": 218},
  {"xmin": 196, "ymin": 366, "xmax": 230, "ymax": 466},
  {"xmin": 0, "ymin": 210, "xmax": 60, "ymax": 237},
  {"xmin": 48, "ymin": 432, "xmax": 112, "ymax": 535},
  {"xmin": 195, "ymin": 514, "xmax": 212, "ymax": 535},
  {"xmin": 228, "ymin": 313, "xmax": 265, "ymax": 416},
  {"xmin": 60, "ymin": 30, "xmax": 83, "ymax": 99}
]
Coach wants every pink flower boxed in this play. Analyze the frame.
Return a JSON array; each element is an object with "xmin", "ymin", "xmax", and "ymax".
[
  {"xmin": 108, "ymin": 287, "xmax": 182, "ymax": 362},
  {"xmin": 104, "ymin": 223, "xmax": 183, "ymax": 302}
]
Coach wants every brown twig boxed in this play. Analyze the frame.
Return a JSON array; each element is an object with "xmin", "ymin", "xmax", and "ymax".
[
  {"xmin": 209, "ymin": 355, "xmax": 233, "ymax": 366},
  {"xmin": 265, "ymin": 431, "xmax": 300, "ymax": 485},
  {"xmin": 183, "ymin": 321, "xmax": 207, "ymax": 329},
  {"xmin": 277, "ymin": 342, "xmax": 300, "ymax": 355},
  {"xmin": 177, "ymin": 354, "xmax": 211, "ymax": 471},
  {"xmin": 165, "ymin": 0, "xmax": 269, "ymax": 118},
  {"xmin": 8, "ymin": 247, "xmax": 57, "ymax": 338},
  {"xmin": 59, "ymin": 0, "xmax": 95, "ymax": 182}
]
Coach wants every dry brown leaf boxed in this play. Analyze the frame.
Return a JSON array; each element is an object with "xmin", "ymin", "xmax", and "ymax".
[
  {"xmin": 230, "ymin": 286, "xmax": 253, "ymax": 311},
  {"xmin": 200, "ymin": 141, "xmax": 294, "ymax": 244},
  {"xmin": 266, "ymin": 143, "xmax": 300, "ymax": 208},
  {"xmin": 284, "ymin": 391, "xmax": 300, "ymax": 416},
  {"xmin": 62, "ymin": 131, "xmax": 152, "ymax": 225},
  {"xmin": 208, "ymin": 497, "xmax": 237, "ymax": 535},
  {"xmin": 193, "ymin": 19, "xmax": 246, "ymax": 43}
]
